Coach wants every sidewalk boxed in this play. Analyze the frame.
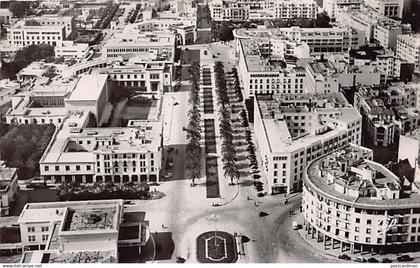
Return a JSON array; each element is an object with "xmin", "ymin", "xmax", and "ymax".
[{"xmin": 296, "ymin": 214, "xmax": 420, "ymax": 262}]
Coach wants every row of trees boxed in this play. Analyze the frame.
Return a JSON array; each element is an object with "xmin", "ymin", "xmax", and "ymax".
[
  {"xmin": 185, "ymin": 62, "xmax": 202, "ymax": 186},
  {"xmin": 0, "ymin": 124, "xmax": 55, "ymax": 179},
  {"xmin": 58, "ymin": 182, "xmax": 150, "ymax": 201},
  {"xmin": 1, "ymin": 44, "xmax": 55, "ymax": 80},
  {"xmin": 214, "ymin": 62, "xmax": 240, "ymax": 185}
]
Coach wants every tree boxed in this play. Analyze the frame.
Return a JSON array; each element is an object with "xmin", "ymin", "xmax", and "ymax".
[
  {"xmin": 218, "ymin": 22, "xmax": 234, "ymax": 42},
  {"xmin": 8, "ymin": 1, "xmax": 27, "ymax": 17},
  {"xmin": 315, "ymin": 12, "xmax": 331, "ymax": 28}
]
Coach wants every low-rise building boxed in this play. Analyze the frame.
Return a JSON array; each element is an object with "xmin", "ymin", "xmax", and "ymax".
[
  {"xmin": 323, "ymin": 0, "xmax": 364, "ymax": 19},
  {"xmin": 396, "ymin": 34, "xmax": 420, "ymax": 72},
  {"xmin": 0, "ymin": 79, "xmax": 20, "ymax": 116},
  {"xmin": 18, "ymin": 199, "xmax": 150, "ymax": 263},
  {"xmin": 39, "ymin": 116, "xmax": 162, "ymax": 184},
  {"xmin": 0, "ymin": 161, "xmax": 18, "ymax": 217},
  {"xmin": 6, "ymin": 77, "xmax": 79, "ymax": 125},
  {"xmin": 54, "ymin": 41, "xmax": 90, "ymax": 60},
  {"xmin": 254, "ymin": 93, "xmax": 362, "ymax": 194},
  {"xmin": 365, "ymin": 0, "xmax": 403, "ymax": 18},
  {"xmin": 303, "ymin": 144, "xmax": 420, "ymax": 254},
  {"xmin": 101, "ymin": 32, "xmax": 175, "ymax": 60}
]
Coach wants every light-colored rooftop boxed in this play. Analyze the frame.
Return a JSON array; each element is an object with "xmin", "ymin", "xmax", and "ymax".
[
  {"xmin": 0, "ymin": 161, "xmax": 17, "ymax": 182},
  {"xmin": 67, "ymin": 74, "xmax": 108, "ymax": 102}
]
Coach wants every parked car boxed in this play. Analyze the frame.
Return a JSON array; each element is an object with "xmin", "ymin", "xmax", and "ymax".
[
  {"xmin": 368, "ymin": 257, "xmax": 379, "ymax": 263},
  {"xmin": 258, "ymin": 212, "xmax": 268, "ymax": 217},
  {"xmin": 164, "ymin": 173, "xmax": 173, "ymax": 178},
  {"xmin": 338, "ymin": 254, "xmax": 351, "ymax": 261},
  {"xmin": 355, "ymin": 257, "xmax": 367, "ymax": 263},
  {"xmin": 397, "ymin": 255, "xmax": 413, "ymax": 262},
  {"xmin": 381, "ymin": 258, "xmax": 392, "ymax": 263}
]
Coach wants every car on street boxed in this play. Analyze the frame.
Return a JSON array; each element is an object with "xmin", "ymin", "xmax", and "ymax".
[
  {"xmin": 368, "ymin": 258, "xmax": 379, "ymax": 263},
  {"xmin": 164, "ymin": 172, "xmax": 173, "ymax": 178},
  {"xmin": 338, "ymin": 254, "xmax": 351, "ymax": 261},
  {"xmin": 397, "ymin": 255, "xmax": 413, "ymax": 262},
  {"xmin": 355, "ymin": 257, "xmax": 367, "ymax": 263},
  {"xmin": 259, "ymin": 212, "xmax": 268, "ymax": 217}
]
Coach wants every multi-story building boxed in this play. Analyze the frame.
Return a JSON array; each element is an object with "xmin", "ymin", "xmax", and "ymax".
[
  {"xmin": 354, "ymin": 83, "xmax": 420, "ymax": 146},
  {"xmin": 303, "ymin": 144, "xmax": 420, "ymax": 254},
  {"xmin": 39, "ymin": 114, "xmax": 162, "ymax": 184},
  {"xmin": 64, "ymin": 74, "xmax": 109, "ymax": 124},
  {"xmin": 396, "ymin": 34, "xmax": 420, "ymax": 72},
  {"xmin": 54, "ymin": 41, "xmax": 90, "ymax": 60},
  {"xmin": 365, "ymin": 0, "xmax": 404, "ymax": 18},
  {"xmin": 399, "ymin": 129, "xmax": 420, "ymax": 182},
  {"xmin": 323, "ymin": 0, "xmax": 364, "ymax": 19},
  {"xmin": 254, "ymin": 93, "xmax": 362, "ymax": 194},
  {"xmin": 0, "ymin": 161, "xmax": 18, "ymax": 217},
  {"xmin": 0, "ymin": 79, "xmax": 19, "ymax": 116},
  {"xmin": 6, "ymin": 77, "xmax": 79, "ymax": 125},
  {"xmin": 7, "ymin": 15, "xmax": 76, "ymax": 48},
  {"xmin": 101, "ymin": 32, "xmax": 175, "ymax": 60},
  {"xmin": 336, "ymin": 7, "xmax": 411, "ymax": 50},
  {"xmin": 0, "ymin": 8, "xmax": 12, "ymax": 23},
  {"xmin": 209, "ymin": 0, "xmax": 317, "ymax": 22},
  {"xmin": 103, "ymin": 55, "xmax": 173, "ymax": 94},
  {"xmin": 18, "ymin": 199, "xmax": 150, "ymax": 263}
]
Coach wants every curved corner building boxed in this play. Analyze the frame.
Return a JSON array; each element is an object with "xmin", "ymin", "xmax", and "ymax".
[{"xmin": 302, "ymin": 144, "xmax": 420, "ymax": 254}]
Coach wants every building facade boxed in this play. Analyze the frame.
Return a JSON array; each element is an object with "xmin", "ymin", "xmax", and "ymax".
[
  {"xmin": 303, "ymin": 144, "xmax": 420, "ymax": 254},
  {"xmin": 254, "ymin": 93, "xmax": 362, "ymax": 194},
  {"xmin": 396, "ymin": 34, "xmax": 420, "ymax": 72},
  {"xmin": 0, "ymin": 162, "xmax": 18, "ymax": 217}
]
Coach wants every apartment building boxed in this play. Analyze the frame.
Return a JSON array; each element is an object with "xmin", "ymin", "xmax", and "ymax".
[
  {"xmin": 54, "ymin": 41, "xmax": 90, "ymax": 59},
  {"xmin": 304, "ymin": 144, "xmax": 420, "ymax": 254},
  {"xmin": 254, "ymin": 93, "xmax": 362, "ymax": 194},
  {"xmin": 101, "ymin": 32, "xmax": 175, "ymax": 60},
  {"xmin": 209, "ymin": 0, "xmax": 317, "ymax": 22},
  {"xmin": 39, "ymin": 114, "xmax": 162, "ymax": 184},
  {"xmin": 0, "ymin": 161, "xmax": 18, "ymax": 217},
  {"xmin": 365, "ymin": 0, "xmax": 404, "ymax": 18},
  {"xmin": 18, "ymin": 199, "xmax": 150, "ymax": 263},
  {"xmin": 6, "ymin": 77, "xmax": 78, "ymax": 125},
  {"xmin": 396, "ymin": 34, "xmax": 420, "ymax": 72},
  {"xmin": 336, "ymin": 7, "xmax": 411, "ymax": 50},
  {"xmin": 0, "ymin": 8, "xmax": 12, "ymax": 23},
  {"xmin": 354, "ymin": 83, "xmax": 420, "ymax": 147},
  {"xmin": 7, "ymin": 15, "xmax": 76, "ymax": 48},
  {"xmin": 323, "ymin": 0, "xmax": 364, "ymax": 19}
]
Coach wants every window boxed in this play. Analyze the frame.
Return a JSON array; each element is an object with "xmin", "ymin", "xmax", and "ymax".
[
  {"xmin": 366, "ymin": 228, "xmax": 371, "ymax": 234},
  {"xmin": 65, "ymin": 166, "xmax": 70, "ymax": 171},
  {"xmin": 87, "ymin": 165, "xmax": 91, "ymax": 171},
  {"xmin": 27, "ymin": 227, "xmax": 35, "ymax": 233},
  {"xmin": 355, "ymin": 218, "xmax": 360, "ymax": 223},
  {"xmin": 42, "ymin": 234, "xmax": 49, "ymax": 242},
  {"xmin": 412, "ymin": 227, "xmax": 416, "ymax": 233},
  {"xmin": 76, "ymin": 165, "xmax": 80, "ymax": 171},
  {"xmin": 354, "ymin": 236, "xmax": 359, "ymax": 241},
  {"xmin": 413, "ymin": 218, "xmax": 417, "ymax": 224},
  {"xmin": 41, "ymin": 226, "xmax": 49, "ymax": 232},
  {"xmin": 367, "ymin": 219, "xmax": 371, "ymax": 225},
  {"xmin": 366, "ymin": 237, "xmax": 371, "ymax": 243},
  {"xmin": 377, "ymin": 238, "xmax": 382, "ymax": 243},
  {"xmin": 355, "ymin": 227, "xmax": 360, "ymax": 232},
  {"xmin": 55, "ymin": 166, "xmax": 59, "ymax": 171},
  {"xmin": 44, "ymin": 166, "xmax": 49, "ymax": 171},
  {"xmin": 28, "ymin": 235, "xmax": 36, "ymax": 242}
]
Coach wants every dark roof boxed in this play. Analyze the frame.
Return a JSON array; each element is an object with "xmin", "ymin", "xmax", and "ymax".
[
  {"xmin": 0, "ymin": 227, "xmax": 21, "ymax": 244},
  {"xmin": 392, "ymin": 159, "xmax": 415, "ymax": 184}
]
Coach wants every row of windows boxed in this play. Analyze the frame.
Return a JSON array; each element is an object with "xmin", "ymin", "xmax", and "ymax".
[
  {"xmin": 27, "ymin": 226, "xmax": 48, "ymax": 232},
  {"xmin": 45, "ymin": 165, "xmax": 91, "ymax": 172},
  {"xmin": 28, "ymin": 234, "xmax": 49, "ymax": 242}
]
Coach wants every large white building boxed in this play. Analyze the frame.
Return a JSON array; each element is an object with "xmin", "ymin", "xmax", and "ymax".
[
  {"xmin": 303, "ymin": 144, "xmax": 420, "ymax": 254},
  {"xmin": 335, "ymin": 7, "xmax": 411, "ymax": 50},
  {"xmin": 18, "ymin": 199, "xmax": 150, "ymax": 263},
  {"xmin": 7, "ymin": 15, "xmax": 76, "ymax": 48},
  {"xmin": 323, "ymin": 0, "xmax": 364, "ymax": 19},
  {"xmin": 365, "ymin": 0, "xmax": 404, "ymax": 18},
  {"xmin": 101, "ymin": 32, "xmax": 175, "ymax": 60},
  {"xmin": 254, "ymin": 93, "xmax": 362, "ymax": 194},
  {"xmin": 209, "ymin": 0, "xmax": 317, "ymax": 22},
  {"xmin": 396, "ymin": 34, "xmax": 420, "ymax": 72},
  {"xmin": 39, "ymin": 114, "xmax": 162, "ymax": 184}
]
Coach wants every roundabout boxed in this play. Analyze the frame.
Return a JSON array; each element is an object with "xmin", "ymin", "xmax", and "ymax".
[{"xmin": 196, "ymin": 231, "xmax": 237, "ymax": 263}]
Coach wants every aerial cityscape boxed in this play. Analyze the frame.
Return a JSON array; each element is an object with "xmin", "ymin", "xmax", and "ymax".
[{"xmin": 0, "ymin": 0, "xmax": 419, "ymax": 264}]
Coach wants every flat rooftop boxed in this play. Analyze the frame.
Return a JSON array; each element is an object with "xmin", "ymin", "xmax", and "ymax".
[
  {"xmin": 61, "ymin": 207, "xmax": 117, "ymax": 232},
  {"xmin": 67, "ymin": 74, "xmax": 108, "ymax": 102},
  {"xmin": 0, "ymin": 162, "xmax": 17, "ymax": 181}
]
